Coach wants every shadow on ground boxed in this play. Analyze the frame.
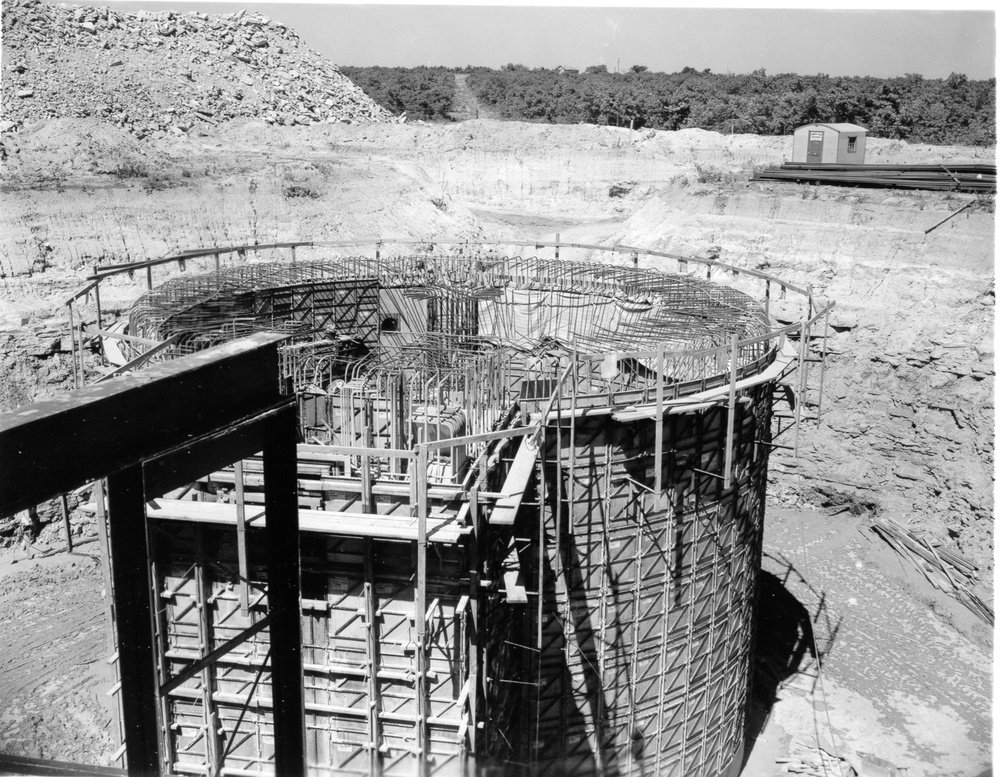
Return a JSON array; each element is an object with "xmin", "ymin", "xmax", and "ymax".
[{"xmin": 742, "ymin": 568, "xmax": 821, "ymax": 769}]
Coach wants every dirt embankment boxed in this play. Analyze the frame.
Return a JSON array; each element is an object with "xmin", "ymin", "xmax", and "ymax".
[{"xmin": 611, "ymin": 183, "xmax": 995, "ymax": 584}]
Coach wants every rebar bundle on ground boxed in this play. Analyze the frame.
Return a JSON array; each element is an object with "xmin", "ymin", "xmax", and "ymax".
[{"xmin": 752, "ymin": 162, "xmax": 996, "ymax": 193}]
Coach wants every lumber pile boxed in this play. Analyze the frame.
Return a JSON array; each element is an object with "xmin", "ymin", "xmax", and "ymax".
[
  {"xmin": 752, "ymin": 163, "xmax": 996, "ymax": 193},
  {"xmin": 871, "ymin": 517, "xmax": 993, "ymax": 626}
]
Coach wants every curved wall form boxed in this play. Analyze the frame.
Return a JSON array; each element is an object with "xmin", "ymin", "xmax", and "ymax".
[
  {"xmin": 504, "ymin": 386, "xmax": 771, "ymax": 776},
  {"xmin": 67, "ymin": 240, "xmax": 831, "ymax": 777}
]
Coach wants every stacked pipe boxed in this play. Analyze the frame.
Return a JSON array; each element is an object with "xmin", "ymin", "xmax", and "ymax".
[{"xmin": 752, "ymin": 163, "xmax": 996, "ymax": 193}]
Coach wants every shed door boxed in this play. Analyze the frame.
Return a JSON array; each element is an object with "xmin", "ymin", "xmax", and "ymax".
[{"xmin": 807, "ymin": 131, "xmax": 824, "ymax": 163}]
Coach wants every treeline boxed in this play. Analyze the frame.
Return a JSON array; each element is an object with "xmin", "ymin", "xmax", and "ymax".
[
  {"xmin": 339, "ymin": 66, "xmax": 455, "ymax": 121},
  {"xmin": 342, "ymin": 64, "xmax": 995, "ymax": 145},
  {"xmin": 468, "ymin": 66, "xmax": 995, "ymax": 145}
]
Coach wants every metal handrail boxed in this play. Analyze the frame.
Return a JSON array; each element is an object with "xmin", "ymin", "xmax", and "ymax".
[{"xmin": 66, "ymin": 239, "xmax": 832, "ymax": 404}]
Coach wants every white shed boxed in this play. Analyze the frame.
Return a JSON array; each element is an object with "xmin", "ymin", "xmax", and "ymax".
[{"xmin": 791, "ymin": 123, "xmax": 867, "ymax": 164}]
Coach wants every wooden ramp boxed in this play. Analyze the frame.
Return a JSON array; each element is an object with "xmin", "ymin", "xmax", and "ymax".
[{"xmin": 488, "ymin": 436, "xmax": 539, "ymax": 526}]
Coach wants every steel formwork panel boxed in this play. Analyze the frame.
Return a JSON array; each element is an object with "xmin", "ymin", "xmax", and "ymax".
[
  {"xmin": 151, "ymin": 521, "xmax": 473, "ymax": 777},
  {"xmin": 515, "ymin": 383, "xmax": 771, "ymax": 776}
]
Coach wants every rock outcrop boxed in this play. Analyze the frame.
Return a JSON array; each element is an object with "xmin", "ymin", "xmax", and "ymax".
[{"xmin": 1, "ymin": 0, "xmax": 393, "ymax": 139}]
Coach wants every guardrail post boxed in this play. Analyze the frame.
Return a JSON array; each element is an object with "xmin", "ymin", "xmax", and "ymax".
[
  {"xmin": 723, "ymin": 334, "xmax": 738, "ymax": 489},
  {"xmin": 67, "ymin": 303, "xmax": 79, "ymax": 390},
  {"xmin": 93, "ymin": 266, "xmax": 103, "ymax": 334},
  {"xmin": 75, "ymin": 308, "xmax": 87, "ymax": 387},
  {"xmin": 817, "ymin": 310, "xmax": 830, "ymax": 420}
]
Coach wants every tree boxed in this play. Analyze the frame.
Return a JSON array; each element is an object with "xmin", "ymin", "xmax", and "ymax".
[{"xmin": 461, "ymin": 65, "xmax": 995, "ymax": 143}]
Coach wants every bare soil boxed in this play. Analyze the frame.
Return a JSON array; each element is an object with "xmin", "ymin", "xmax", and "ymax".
[{"xmin": 0, "ymin": 117, "xmax": 993, "ymax": 775}]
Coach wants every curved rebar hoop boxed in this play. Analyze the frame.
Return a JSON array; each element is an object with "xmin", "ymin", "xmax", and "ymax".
[{"xmin": 71, "ymin": 239, "xmax": 834, "ymax": 428}]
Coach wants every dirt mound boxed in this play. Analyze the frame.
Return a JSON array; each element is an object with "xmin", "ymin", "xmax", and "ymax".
[{"xmin": 1, "ymin": 0, "xmax": 393, "ymax": 140}]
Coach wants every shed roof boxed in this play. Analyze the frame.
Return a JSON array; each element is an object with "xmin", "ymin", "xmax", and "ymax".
[{"xmin": 797, "ymin": 122, "xmax": 867, "ymax": 133}]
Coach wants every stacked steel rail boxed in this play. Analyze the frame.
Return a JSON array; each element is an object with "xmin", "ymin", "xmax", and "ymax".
[
  {"xmin": 752, "ymin": 162, "xmax": 997, "ymax": 193},
  {"xmin": 56, "ymin": 239, "xmax": 834, "ymax": 777}
]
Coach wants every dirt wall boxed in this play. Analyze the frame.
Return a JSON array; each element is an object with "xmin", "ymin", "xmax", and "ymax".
[{"xmin": 614, "ymin": 183, "xmax": 994, "ymax": 583}]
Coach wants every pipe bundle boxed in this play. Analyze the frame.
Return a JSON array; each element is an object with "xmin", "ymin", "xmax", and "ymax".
[{"xmin": 752, "ymin": 163, "xmax": 996, "ymax": 193}]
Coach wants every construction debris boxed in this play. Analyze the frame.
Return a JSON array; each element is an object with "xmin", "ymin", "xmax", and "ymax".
[
  {"xmin": 779, "ymin": 740, "xmax": 854, "ymax": 776},
  {"xmin": 871, "ymin": 516, "xmax": 993, "ymax": 625}
]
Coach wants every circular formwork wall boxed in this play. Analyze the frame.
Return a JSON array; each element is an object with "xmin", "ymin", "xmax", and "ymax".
[
  {"xmin": 121, "ymin": 243, "xmax": 791, "ymax": 777},
  {"xmin": 510, "ymin": 387, "xmax": 770, "ymax": 777}
]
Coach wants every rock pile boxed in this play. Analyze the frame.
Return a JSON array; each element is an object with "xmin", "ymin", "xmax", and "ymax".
[{"xmin": 1, "ymin": 0, "xmax": 394, "ymax": 139}]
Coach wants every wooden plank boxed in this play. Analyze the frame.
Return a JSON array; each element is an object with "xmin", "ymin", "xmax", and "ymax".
[
  {"xmin": 94, "ymin": 329, "xmax": 162, "ymax": 348},
  {"xmin": 423, "ymin": 424, "xmax": 533, "ymax": 452},
  {"xmin": 202, "ymin": 468, "xmax": 466, "ymax": 501},
  {"xmin": 298, "ymin": 442, "xmax": 415, "ymax": 460},
  {"xmin": 609, "ymin": 341, "xmax": 797, "ymax": 421},
  {"xmin": 488, "ymin": 439, "xmax": 539, "ymax": 525},
  {"xmin": 144, "ymin": 499, "xmax": 471, "ymax": 543},
  {"xmin": 97, "ymin": 334, "xmax": 183, "ymax": 383},
  {"xmin": 0, "ymin": 754, "xmax": 126, "ymax": 777},
  {"xmin": 59, "ymin": 494, "xmax": 73, "ymax": 553},
  {"xmin": 194, "ymin": 526, "xmax": 222, "ymax": 773},
  {"xmin": 503, "ymin": 571, "xmax": 528, "ymax": 604}
]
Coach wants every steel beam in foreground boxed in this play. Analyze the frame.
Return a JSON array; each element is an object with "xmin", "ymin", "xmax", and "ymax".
[{"xmin": 0, "ymin": 333, "xmax": 305, "ymax": 777}]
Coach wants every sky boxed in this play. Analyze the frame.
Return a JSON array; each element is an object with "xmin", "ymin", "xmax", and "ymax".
[{"xmin": 97, "ymin": 2, "xmax": 996, "ymax": 79}]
